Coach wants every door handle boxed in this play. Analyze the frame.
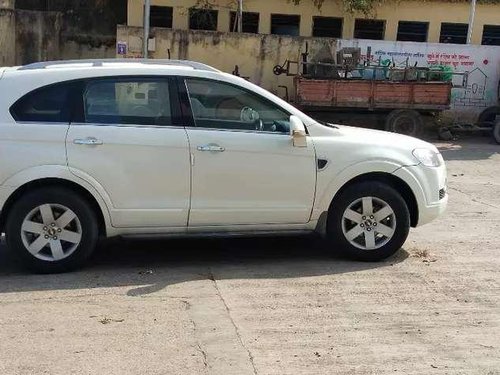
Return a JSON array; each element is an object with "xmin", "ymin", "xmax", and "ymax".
[
  {"xmin": 197, "ymin": 144, "xmax": 225, "ymax": 152},
  {"xmin": 73, "ymin": 137, "xmax": 103, "ymax": 146}
]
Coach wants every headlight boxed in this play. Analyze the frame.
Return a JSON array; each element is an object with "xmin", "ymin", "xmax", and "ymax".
[{"xmin": 412, "ymin": 148, "xmax": 443, "ymax": 167}]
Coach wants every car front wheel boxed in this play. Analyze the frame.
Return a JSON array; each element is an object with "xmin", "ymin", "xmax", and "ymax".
[
  {"xmin": 327, "ymin": 181, "xmax": 410, "ymax": 261},
  {"xmin": 5, "ymin": 187, "xmax": 99, "ymax": 273}
]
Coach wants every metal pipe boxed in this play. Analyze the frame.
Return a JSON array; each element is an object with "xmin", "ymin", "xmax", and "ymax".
[
  {"xmin": 237, "ymin": 0, "xmax": 243, "ymax": 32},
  {"xmin": 467, "ymin": 0, "xmax": 477, "ymax": 44},
  {"xmin": 143, "ymin": 0, "xmax": 151, "ymax": 58}
]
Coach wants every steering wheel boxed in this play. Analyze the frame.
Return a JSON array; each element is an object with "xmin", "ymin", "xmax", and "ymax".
[
  {"xmin": 255, "ymin": 119, "xmax": 264, "ymax": 131},
  {"xmin": 240, "ymin": 106, "xmax": 263, "ymax": 131},
  {"xmin": 240, "ymin": 106, "xmax": 257, "ymax": 121}
]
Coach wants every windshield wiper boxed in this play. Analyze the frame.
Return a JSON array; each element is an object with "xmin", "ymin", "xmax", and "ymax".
[{"xmin": 317, "ymin": 120, "xmax": 339, "ymax": 129}]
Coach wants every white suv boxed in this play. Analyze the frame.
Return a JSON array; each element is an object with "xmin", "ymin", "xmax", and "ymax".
[{"xmin": 0, "ymin": 60, "xmax": 447, "ymax": 273}]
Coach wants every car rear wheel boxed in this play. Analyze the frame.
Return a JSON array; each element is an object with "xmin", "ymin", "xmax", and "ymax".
[
  {"xmin": 5, "ymin": 187, "xmax": 98, "ymax": 273},
  {"xmin": 327, "ymin": 181, "xmax": 410, "ymax": 261}
]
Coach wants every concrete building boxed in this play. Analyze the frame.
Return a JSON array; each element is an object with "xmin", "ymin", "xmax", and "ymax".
[
  {"xmin": 0, "ymin": 0, "xmax": 127, "ymax": 66},
  {"xmin": 126, "ymin": 0, "xmax": 500, "ymax": 46},
  {"xmin": 118, "ymin": 0, "xmax": 500, "ymax": 122}
]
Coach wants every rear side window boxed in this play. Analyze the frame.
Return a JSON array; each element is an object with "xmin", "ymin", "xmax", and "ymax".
[
  {"xmin": 83, "ymin": 78, "xmax": 172, "ymax": 126},
  {"xmin": 10, "ymin": 83, "xmax": 73, "ymax": 123}
]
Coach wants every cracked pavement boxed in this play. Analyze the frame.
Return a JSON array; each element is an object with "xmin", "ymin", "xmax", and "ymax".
[{"xmin": 0, "ymin": 137, "xmax": 499, "ymax": 375}]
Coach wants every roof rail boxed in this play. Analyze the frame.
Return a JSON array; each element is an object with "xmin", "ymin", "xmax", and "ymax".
[{"xmin": 18, "ymin": 59, "xmax": 220, "ymax": 72}]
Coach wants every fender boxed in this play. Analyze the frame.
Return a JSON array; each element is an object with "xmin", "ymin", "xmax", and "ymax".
[
  {"xmin": 1, "ymin": 165, "xmax": 117, "ymax": 235},
  {"xmin": 313, "ymin": 159, "xmax": 418, "ymax": 219},
  {"xmin": 392, "ymin": 165, "xmax": 430, "ymax": 214}
]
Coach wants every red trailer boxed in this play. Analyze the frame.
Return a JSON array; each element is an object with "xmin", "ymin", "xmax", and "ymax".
[
  {"xmin": 272, "ymin": 46, "xmax": 468, "ymax": 137},
  {"xmin": 295, "ymin": 77, "xmax": 453, "ymax": 137}
]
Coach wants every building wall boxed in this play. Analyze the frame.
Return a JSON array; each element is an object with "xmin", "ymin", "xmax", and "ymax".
[
  {"xmin": 117, "ymin": 25, "xmax": 337, "ymax": 98},
  {"xmin": 0, "ymin": 7, "xmax": 15, "ymax": 66},
  {"xmin": 338, "ymin": 39, "xmax": 500, "ymax": 121},
  {"xmin": 15, "ymin": 9, "xmax": 62, "ymax": 64},
  {"xmin": 117, "ymin": 25, "xmax": 500, "ymax": 122},
  {"xmin": 127, "ymin": 0, "xmax": 500, "ymax": 45},
  {"xmin": 0, "ymin": 0, "xmax": 126, "ymax": 66}
]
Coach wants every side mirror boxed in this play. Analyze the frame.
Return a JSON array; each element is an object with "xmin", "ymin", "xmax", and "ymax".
[{"xmin": 290, "ymin": 115, "xmax": 307, "ymax": 147}]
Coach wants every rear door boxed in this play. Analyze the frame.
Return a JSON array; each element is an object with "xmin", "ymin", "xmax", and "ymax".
[
  {"xmin": 66, "ymin": 76, "xmax": 191, "ymax": 228},
  {"xmin": 3, "ymin": 81, "xmax": 75, "ymax": 186}
]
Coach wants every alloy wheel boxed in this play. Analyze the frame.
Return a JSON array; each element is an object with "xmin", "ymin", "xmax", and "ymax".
[
  {"xmin": 20, "ymin": 204, "xmax": 82, "ymax": 262},
  {"xmin": 341, "ymin": 196, "xmax": 396, "ymax": 250}
]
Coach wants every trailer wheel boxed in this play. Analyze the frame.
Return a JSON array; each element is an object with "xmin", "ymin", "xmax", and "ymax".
[
  {"xmin": 478, "ymin": 106, "xmax": 500, "ymax": 127},
  {"xmin": 493, "ymin": 120, "xmax": 500, "ymax": 145},
  {"xmin": 385, "ymin": 110, "xmax": 423, "ymax": 137}
]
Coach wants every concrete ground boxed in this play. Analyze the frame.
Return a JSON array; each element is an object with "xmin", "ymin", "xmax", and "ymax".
[{"xmin": 0, "ymin": 136, "xmax": 499, "ymax": 375}]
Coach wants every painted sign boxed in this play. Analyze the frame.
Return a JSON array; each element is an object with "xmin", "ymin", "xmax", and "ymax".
[
  {"xmin": 337, "ymin": 39, "xmax": 500, "ymax": 121},
  {"xmin": 117, "ymin": 41, "xmax": 127, "ymax": 56}
]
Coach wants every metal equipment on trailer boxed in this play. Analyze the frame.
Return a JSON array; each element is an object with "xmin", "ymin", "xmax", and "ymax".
[{"xmin": 274, "ymin": 44, "xmax": 470, "ymax": 137}]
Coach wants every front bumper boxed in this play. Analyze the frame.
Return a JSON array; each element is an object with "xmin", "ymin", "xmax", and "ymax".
[
  {"xmin": 393, "ymin": 163, "xmax": 448, "ymax": 227},
  {"xmin": 418, "ymin": 193, "xmax": 448, "ymax": 226}
]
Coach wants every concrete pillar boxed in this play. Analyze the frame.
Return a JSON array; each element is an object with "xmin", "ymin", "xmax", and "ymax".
[
  {"xmin": 428, "ymin": 21, "xmax": 441, "ymax": 43},
  {"xmin": 173, "ymin": 6, "xmax": 188, "ymax": 29},
  {"xmin": 218, "ymin": 9, "xmax": 230, "ymax": 32},
  {"xmin": 259, "ymin": 12, "xmax": 270, "ymax": 34},
  {"xmin": 300, "ymin": 14, "xmax": 312, "ymax": 37},
  {"xmin": 343, "ymin": 15, "xmax": 355, "ymax": 39},
  {"xmin": 0, "ymin": 3, "xmax": 15, "ymax": 66},
  {"xmin": 385, "ymin": 19, "xmax": 398, "ymax": 41},
  {"xmin": 0, "ymin": 0, "xmax": 14, "ymax": 9}
]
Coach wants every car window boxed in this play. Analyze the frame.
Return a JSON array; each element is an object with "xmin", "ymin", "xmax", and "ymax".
[
  {"xmin": 185, "ymin": 78, "xmax": 290, "ymax": 133},
  {"xmin": 10, "ymin": 82, "xmax": 73, "ymax": 123},
  {"xmin": 83, "ymin": 79, "xmax": 172, "ymax": 126}
]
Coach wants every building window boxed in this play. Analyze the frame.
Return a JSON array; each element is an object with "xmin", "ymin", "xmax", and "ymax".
[
  {"xmin": 189, "ymin": 8, "xmax": 218, "ymax": 31},
  {"xmin": 15, "ymin": 0, "xmax": 48, "ymax": 10},
  {"xmin": 312, "ymin": 16, "xmax": 343, "ymax": 38},
  {"xmin": 229, "ymin": 11, "xmax": 259, "ymax": 33},
  {"xmin": 440, "ymin": 23, "xmax": 468, "ymax": 44},
  {"xmin": 149, "ymin": 6, "xmax": 173, "ymax": 28},
  {"xmin": 354, "ymin": 19, "xmax": 385, "ymax": 40},
  {"xmin": 397, "ymin": 21, "xmax": 428, "ymax": 42},
  {"xmin": 271, "ymin": 14, "xmax": 300, "ymax": 36},
  {"xmin": 482, "ymin": 25, "xmax": 500, "ymax": 46}
]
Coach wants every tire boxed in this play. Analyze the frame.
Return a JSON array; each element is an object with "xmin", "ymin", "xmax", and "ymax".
[
  {"xmin": 385, "ymin": 109, "xmax": 423, "ymax": 137},
  {"xmin": 494, "ymin": 120, "xmax": 500, "ymax": 145},
  {"xmin": 5, "ymin": 187, "xmax": 99, "ymax": 273},
  {"xmin": 327, "ymin": 181, "xmax": 410, "ymax": 262},
  {"xmin": 478, "ymin": 106, "xmax": 500, "ymax": 127}
]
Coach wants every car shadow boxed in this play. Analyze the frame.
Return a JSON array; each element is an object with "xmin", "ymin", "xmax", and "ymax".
[{"xmin": 0, "ymin": 236, "xmax": 409, "ymax": 296}]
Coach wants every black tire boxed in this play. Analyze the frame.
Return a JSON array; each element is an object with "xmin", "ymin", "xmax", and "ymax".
[
  {"xmin": 5, "ymin": 187, "xmax": 99, "ymax": 273},
  {"xmin": 385, "ymin": 109, "xmax": 423, "ymax": 137},
  {"xmin": 327, "ymin": 181, "xmax": 410, "ymax": 262},
  {"xmin": 493, "ymin": 120, "xmax": 500, "ymax": 145},
  {"xmin": 478, "ymin": 106, "xmax": 500, "ymax": 127}
]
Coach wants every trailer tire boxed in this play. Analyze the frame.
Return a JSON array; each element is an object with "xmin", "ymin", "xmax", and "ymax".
[
  {"xmin": 478, "ymin": 106, "xmax": 500, "ymax": 127},
  {"xmin": 385, "ymin": 110, "xmax": 423, "ymax": 137},
  {"xmin": 493, "ymin": 120, "xmax": 500, "ymax": 145}
]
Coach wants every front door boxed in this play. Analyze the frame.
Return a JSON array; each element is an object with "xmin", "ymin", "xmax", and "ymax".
[
  {"xmin": 183, "ymin": 78, "xmax": 317, "ymax": 226},
  {"xmin": 66, "ymin": 76, "xmax": 191, "ymax": 228}
]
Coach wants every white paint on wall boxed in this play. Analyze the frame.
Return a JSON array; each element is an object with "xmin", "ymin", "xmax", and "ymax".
[{"xmin": 337, "ymin": 39, "xmax": 500, "ymax": 121}]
